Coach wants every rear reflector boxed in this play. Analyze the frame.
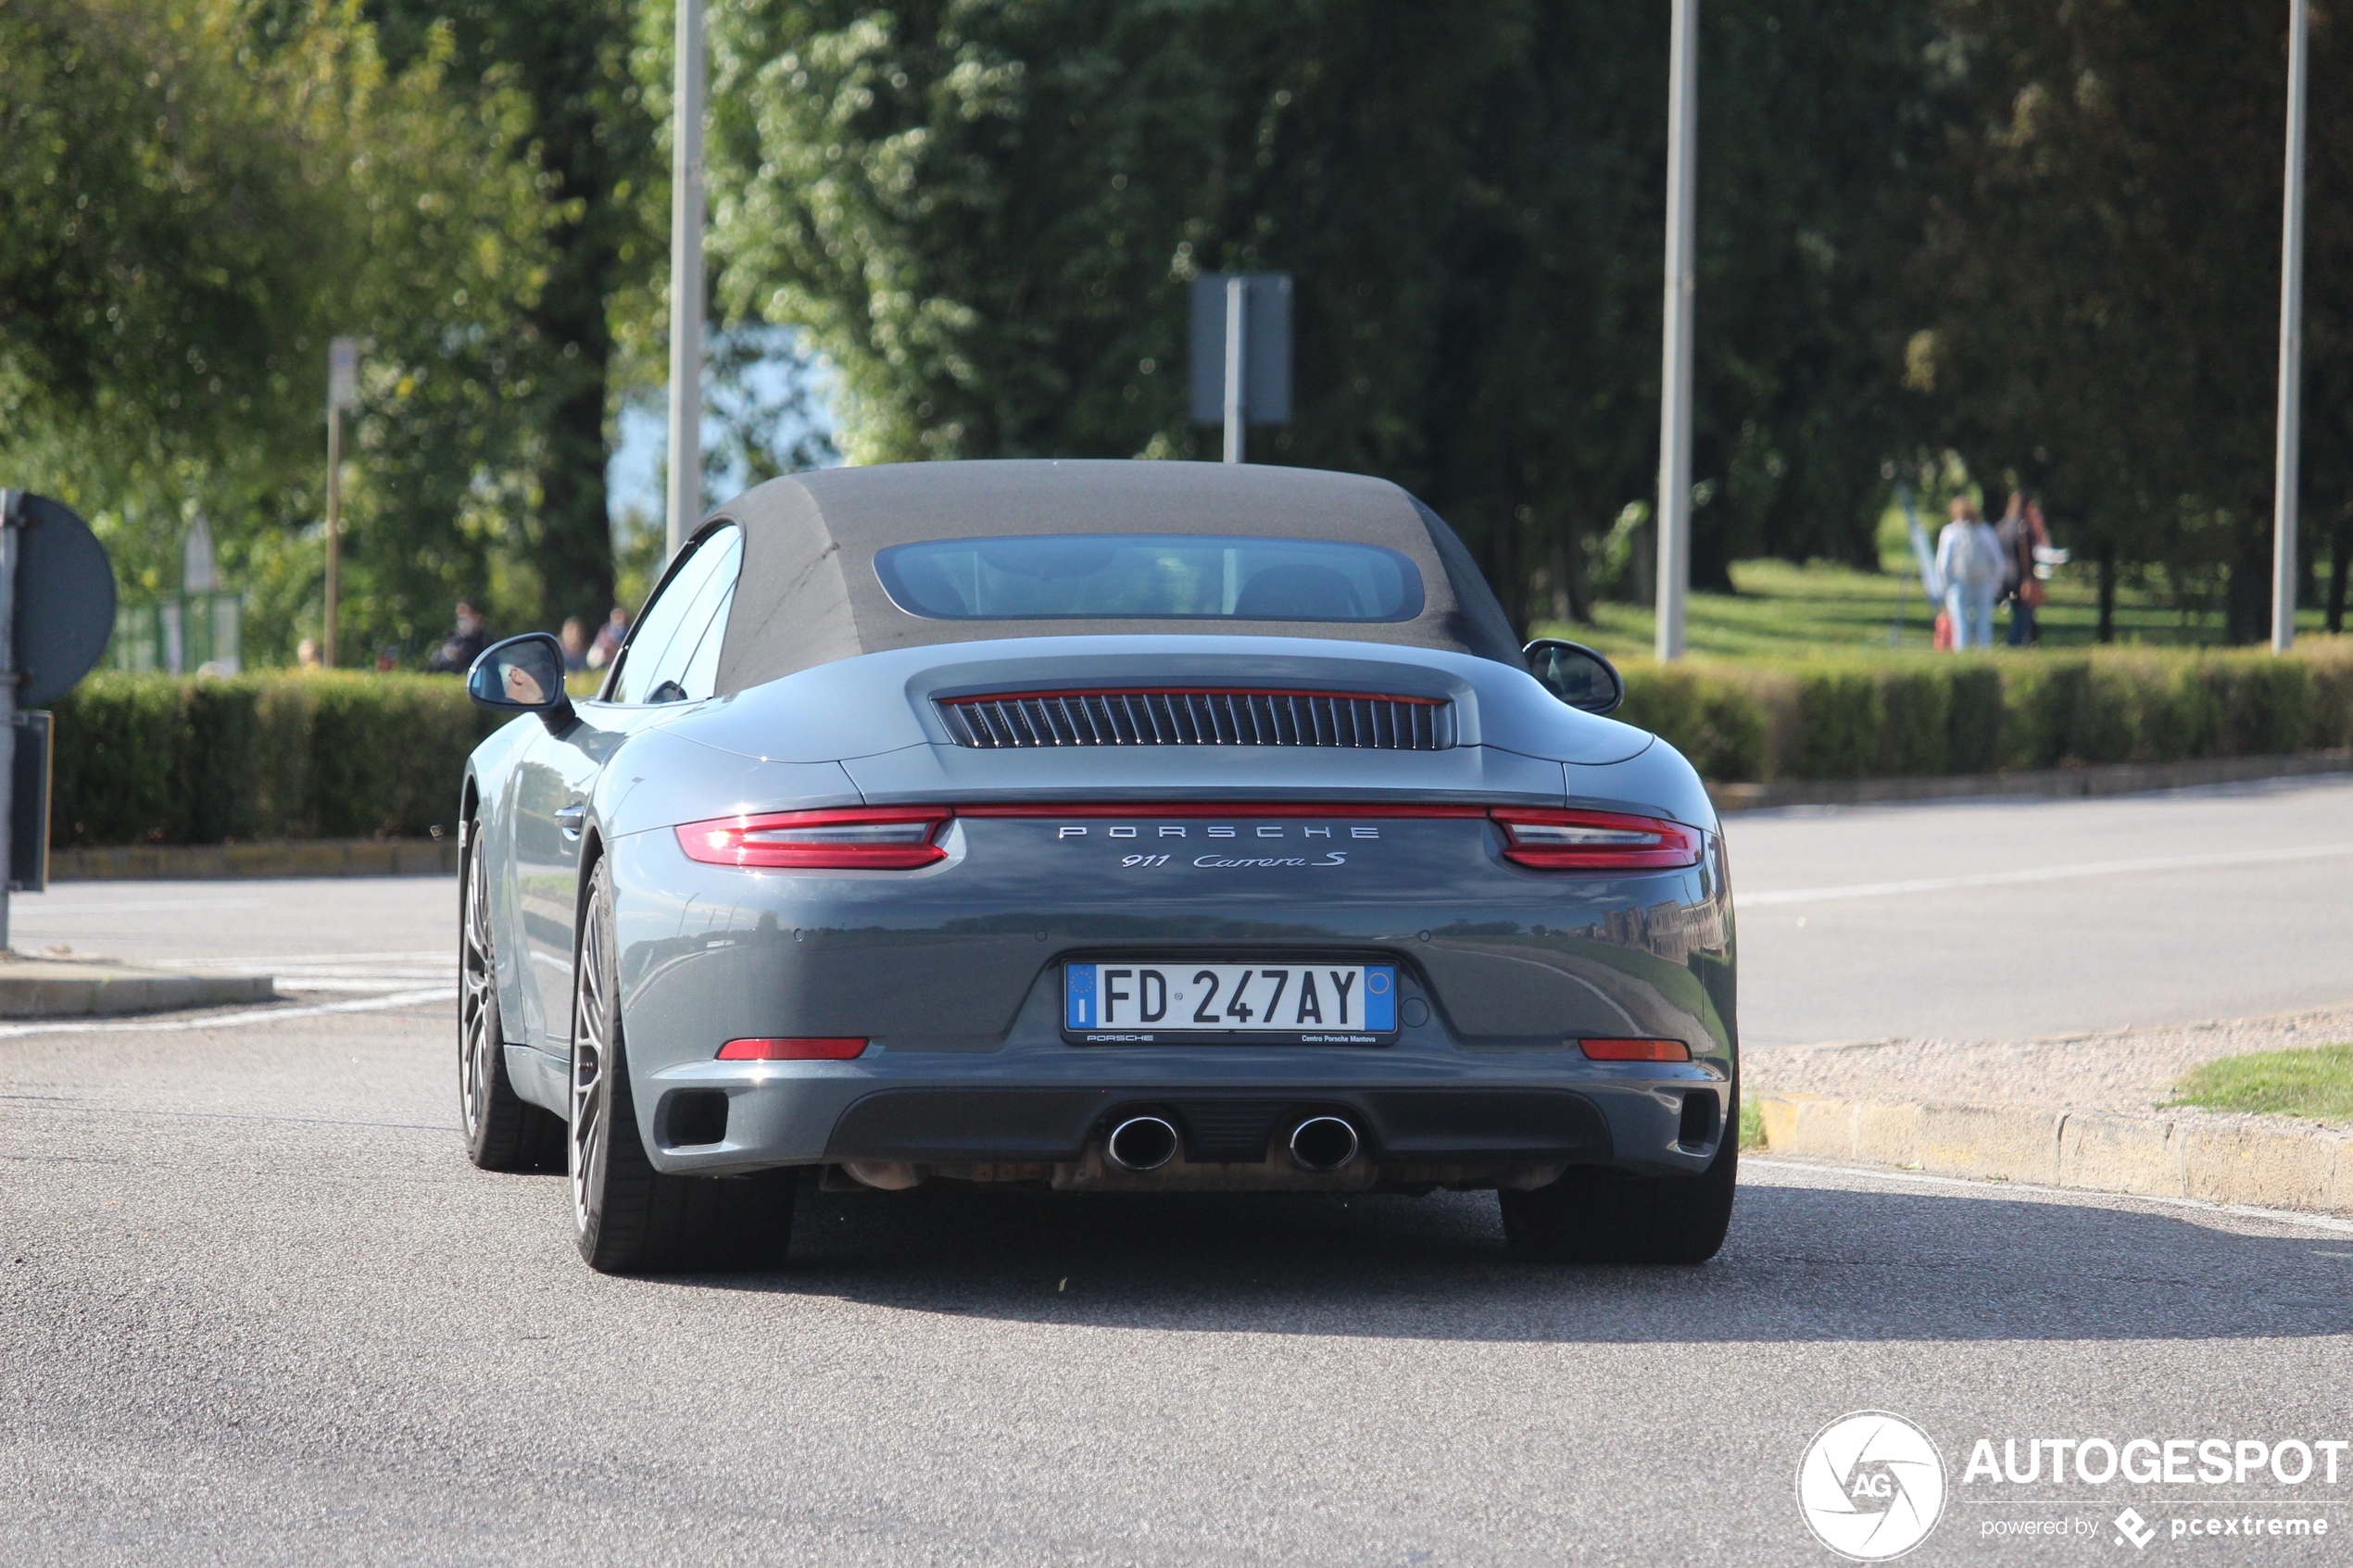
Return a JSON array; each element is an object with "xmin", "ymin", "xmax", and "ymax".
[
  {"xmin": 676, "ymin": 808, "xmax": 950, "ymax": 870},
  {"xmin": 716, "ymin": 1037, "xmax": 869, "ymax": 1060},
  {"xmin": 1579, "ymin": 1037, "xmax": 1692, "ymax": 1062},
  {"xmin": 1491, "ymin": 808, "xmax": 1703, "ymax": 871}
]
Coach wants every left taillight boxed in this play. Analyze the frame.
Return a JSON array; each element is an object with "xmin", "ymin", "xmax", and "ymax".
[
  {"xmin": 674, "ymin": 808, "xmax": 951, "ymax": 870},
  {"xmin": 1490, "ymin": 808, "xmax": 1703, "ymax": 871}
]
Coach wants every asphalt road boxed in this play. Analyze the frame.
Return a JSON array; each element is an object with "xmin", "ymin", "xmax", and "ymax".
[
  {"xmin": 1730, "ymin": 773, "xmax": 2353, "ymax": 1045},
  {"xmin": 6, "ymin": 781, "xmax": 2352, "ymax": 1564}
]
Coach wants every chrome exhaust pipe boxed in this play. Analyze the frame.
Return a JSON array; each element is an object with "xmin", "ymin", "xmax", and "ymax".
[
  {"xmin": 1105, "ymin": 1115, "xmax": 1179, "ymax": 1173},
  {"xmin": 1289, "ymin": 1115, "xmax": 1360, "ymax": 1173}
]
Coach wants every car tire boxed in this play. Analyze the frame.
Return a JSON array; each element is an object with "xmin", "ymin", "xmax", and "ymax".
[
  {"xmin": 1499, "ymin": 1090, "xmax": 1738, "ymax": 1265},
  {"xmin": 459, "ymin": 826, "xmax": 563, "ymax": 1172},
  {"xmin": 568, "ymin": 859, "xmax": 797, "ymax": 1274}
]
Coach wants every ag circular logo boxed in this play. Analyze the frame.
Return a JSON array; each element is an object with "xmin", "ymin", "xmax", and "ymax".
[{"xmin": 1796, "ymin": 1411, "xmax": 1946, "ymax": 1561}]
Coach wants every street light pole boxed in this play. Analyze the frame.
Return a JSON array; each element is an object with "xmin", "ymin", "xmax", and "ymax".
[
  {"xmin": 323, "ymin": 406, "xmax": 343, "ymax": 667},
  {"xmin": 665, "ymin": 0, "xmax": 708, "ymax": 562},
  {"xmin": 1655, "ymin": 0, "xmax": 1700, "ymax": 663},
  {"xmin": 323, "ymin": 336, "xmax": 357, "ymax": 666},
  {"xmin": 2272, "ymin": 0, "xmax": 2309, "ymax": 653}
]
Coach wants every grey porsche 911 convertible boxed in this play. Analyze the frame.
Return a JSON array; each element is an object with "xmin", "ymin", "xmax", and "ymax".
[{"xmin": 459, "ymin": 459, "xmax": 1735, "ymax": 1273}]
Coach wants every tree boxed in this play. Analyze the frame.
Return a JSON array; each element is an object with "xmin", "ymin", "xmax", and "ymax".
[
  {"xmin": 0, "ymin": 0, "xmax": 559, "ymax": 665},
  {"xmin": 1907, "ymin": 0, "xmax": 2353, "ymax": 642},
  {"xmin": 371, "ymin": 0, "xmax": 660, "ymax": 629},
  {"xmin": 704, "ymin": 1, "xmax": 1943, "ymax": 633}
]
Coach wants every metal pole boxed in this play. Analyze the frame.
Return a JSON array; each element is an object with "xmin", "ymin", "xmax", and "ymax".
[
  {"xmin": 323, "ymin": 406, "xmax": 342, "ymax": 667},
  {"xmin": 0, "ymin": 492, "xmax": 17, "ymax": 950},
  {"xmin": 665, "ymin": 0, "xmax": 708, "ymax": 560},
  {"xmin": 1655, "ymin": 0, "xmax": 1700, "ymax": 663},
  {"xmin": 2272, "ymin": 0, "xmax": 2309, "ymax": 653},
  {"xmin": 1222, "ymin": 275, "xmax": 1247, "ymax": 464}
]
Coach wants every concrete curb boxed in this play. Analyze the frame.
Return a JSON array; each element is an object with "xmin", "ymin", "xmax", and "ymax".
[
  {"xmin": 1710, "ymin": 747, "xmax": 2353, "ymax": 812},
  {"xmin": 1755, "ymin": 1093, "xmax": 2353, "ymax": 1215},
  {"xmin": 0, "ymin": 965, "xmax": 276, "ymax": 1019},
  {"xmin": 48, "ymin": 839, "xmax": 460, "ymax": 882}
]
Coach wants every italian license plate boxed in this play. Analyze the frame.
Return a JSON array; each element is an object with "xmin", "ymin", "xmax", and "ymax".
[{"xmin": 1063, "ymin": 961, "xmax": 1396, "ymax": 1044}]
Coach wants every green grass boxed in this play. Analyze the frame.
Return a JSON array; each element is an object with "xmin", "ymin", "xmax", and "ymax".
[
  {"xmin": 1739, "ymin": 1096, "xmax": 1764, "ymax": 1151},
  {"xmin": 1532, "ymin": 511, "xmax": 2338, "ymax": 664},
  {"xmin": 2168, "ymin": 1044, "xmax": 2353, "ymax": 1123}
]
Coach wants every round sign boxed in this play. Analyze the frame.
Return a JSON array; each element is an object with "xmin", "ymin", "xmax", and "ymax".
[
  {"xmin": 8, "ymin": 491, "xmax": 116, "ymax": 705},
  {"xmin": 1796, "ymin": 1410, "xmax": 1947, "ymax": 1561}
]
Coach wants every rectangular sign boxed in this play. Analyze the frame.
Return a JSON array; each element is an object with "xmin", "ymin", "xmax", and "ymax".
[
  {"xmin": 327, "ymin": 336, "xmax": 359, "ymax": 410},
  {"xmin": 1188, "ymin": 273, "xmax": 1292, "ymax": 425}
]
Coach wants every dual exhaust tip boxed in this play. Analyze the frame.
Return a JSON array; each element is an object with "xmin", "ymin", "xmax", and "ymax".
[{"xmin": 1104, "ymin": 1113, "xmax": 1361, "ymax": 1173}]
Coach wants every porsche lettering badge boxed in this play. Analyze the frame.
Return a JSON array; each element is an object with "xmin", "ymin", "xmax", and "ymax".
[{"xmin": 1055, "ymin": 824, "xmax": 1380, "ymax": 840}]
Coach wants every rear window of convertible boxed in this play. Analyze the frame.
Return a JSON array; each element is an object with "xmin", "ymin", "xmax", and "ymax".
[{"xmin": 873, "ymin": 533, "xmax": 1425, "ymax": 622}]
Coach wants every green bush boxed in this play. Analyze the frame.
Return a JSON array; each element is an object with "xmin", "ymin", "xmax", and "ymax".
[
  {"xmin": 37, "ymin": 640, "xmax": 2353, "ymax": 845},
  {"xmin": 48, "ymin": 672, "xmax": 499, "ymax": 847},
  {"xmin": 1620, "ymin": 636, "xmax": 2353, "ymax": 784}
]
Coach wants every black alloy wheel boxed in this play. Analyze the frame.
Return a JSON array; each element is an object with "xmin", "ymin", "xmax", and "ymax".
[
  {"xmin": 1499, "ymin": 1088, "xmax": 1739, "ymax": 1265},
  {"xmin": 568, "ymin": 859, "xmax": 796, "ymax": 1274},
  {"xmin": 459, "ymin": 826, "xmax": 561, "ymax": 1171}
]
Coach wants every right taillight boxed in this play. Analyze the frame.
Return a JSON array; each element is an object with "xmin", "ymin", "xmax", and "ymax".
[
  {"xmin": 675, "ymin": 808, "xmax": 950, "ymax": 870},
  {"xmin": 1491, "ymin": 808, "xmax": 1703, "ymax": 870}
]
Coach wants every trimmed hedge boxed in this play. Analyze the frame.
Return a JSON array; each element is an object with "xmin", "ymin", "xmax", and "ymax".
[
  {"xmin": 37, "ymin": 641, "xmax": 2353, "ymax": 846},
  {"xmin": 1619, "ymin": 637, "xmax": 2353, "ymax": 784},
  {"xmin": 48, "ymin": 673, "xmax": 503, "ymax": 847}
]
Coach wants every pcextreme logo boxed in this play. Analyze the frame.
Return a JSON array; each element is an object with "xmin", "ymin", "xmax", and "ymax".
[{"xmin": 1797, "ymin": 1411, "xmax": 1948, "ymax": 1562}]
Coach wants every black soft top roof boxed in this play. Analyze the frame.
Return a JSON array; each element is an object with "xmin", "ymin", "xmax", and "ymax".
[{"xmin": 708, "ymin": 458, "xmax": 1525, "ymax": 695}]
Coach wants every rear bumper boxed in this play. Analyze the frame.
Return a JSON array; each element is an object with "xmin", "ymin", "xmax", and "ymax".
[{"xmin": 636, "ymin": 1044, "xmax": 1727, "ymax": 1183}]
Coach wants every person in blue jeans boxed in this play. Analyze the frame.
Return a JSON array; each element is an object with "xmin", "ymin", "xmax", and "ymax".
[{"xmin": 1934, "ymin": 496, "xmax": 2004, "ymax": 649}]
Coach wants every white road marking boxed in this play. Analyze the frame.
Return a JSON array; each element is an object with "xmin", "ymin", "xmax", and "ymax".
[
  {"xmin": 171, "ymin": 950, "xmax": 448, "ymax": 967},
  {"xmin": 0, "ymin": 986, "xmax": 455, "ymax": 1040},
  {"xmin": 1740, "ymin": 841, "xmax": 2353, "ymax": 908},
  {"xmin": 1747, "ymin": 1156, "xmax": 2353, "ymax": 1235},
  {"xmin": 11, "ymin": 898, "xmax": 265, "ymax": 913}
]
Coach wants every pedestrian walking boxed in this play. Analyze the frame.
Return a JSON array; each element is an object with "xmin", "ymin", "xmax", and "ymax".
[
  {"xmin": 1934, "ymin": 496, "xmax": 2004, "ymax": 650},
  {"xmin": 2010, "ymin": 497, "xmax": 2053, "ymax": 646},
  {"xmin": 1995, "ymin": 491, "xmax": 2042, "ymax": 646}
]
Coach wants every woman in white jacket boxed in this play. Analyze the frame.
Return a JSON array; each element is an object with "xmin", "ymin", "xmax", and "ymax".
[{"xmin": 1934, "ymin": 497, "xmax": 2005, "ymax": 650}]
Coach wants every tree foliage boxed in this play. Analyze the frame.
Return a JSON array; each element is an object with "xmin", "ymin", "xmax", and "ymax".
[
  {"xmin": 707, "ymin": 0, "xmax": 1936, "ymax": 632},
  {"xmin": 1910, "ymin": 0, "xmax": 2353, "ymax": 641}
]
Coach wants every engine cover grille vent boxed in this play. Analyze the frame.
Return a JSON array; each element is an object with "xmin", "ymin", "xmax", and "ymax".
[{"xmin": 937, "ymin": 689, "xmax": 1453, "ymax": 751}]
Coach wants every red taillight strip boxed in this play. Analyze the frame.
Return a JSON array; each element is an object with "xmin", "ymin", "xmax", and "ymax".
[
  {"xmin": 956, "ymin": 802, "xmax": 1490, "ymax": 819},
  {"xmin": 674, "ymin": 803, "xmax": 1704, "ymax": 872},
  {"xmin": 675, "ymin": 808, "xmax": 950, "ymax": 870}
]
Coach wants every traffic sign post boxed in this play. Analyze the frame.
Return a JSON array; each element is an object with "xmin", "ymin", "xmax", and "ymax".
[
  {"xmin": 1189, "ymin": 273, "xmax": 1292, "ymax": 463},
  {"xmin": 0, "ymin": 489, "xmax": 117, "ymax": 947}
]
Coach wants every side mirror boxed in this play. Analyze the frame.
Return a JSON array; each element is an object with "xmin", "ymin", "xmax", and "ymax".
[
  {"xmin": 1523, "ymin": 638, "xmax": 1625, "ymax": 715},
  {"xmin": 467, "ymin": 633, "xmax": 575, "ymax": 731}
]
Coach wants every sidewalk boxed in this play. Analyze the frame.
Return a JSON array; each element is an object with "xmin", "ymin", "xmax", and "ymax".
[{"xmin": 1747, "ymin": 1007, "xmax": 2353, "ymax": 1215}]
